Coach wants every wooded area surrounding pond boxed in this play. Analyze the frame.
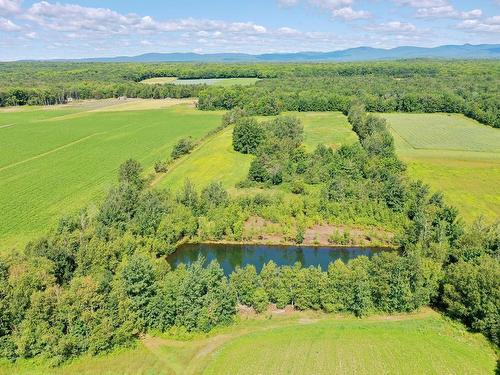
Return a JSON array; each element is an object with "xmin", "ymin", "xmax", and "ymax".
[{"xmin": 0, "ymin": 62, "xmax": 498, "ymax": 366}]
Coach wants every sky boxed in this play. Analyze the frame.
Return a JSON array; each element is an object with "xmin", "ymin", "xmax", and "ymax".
[{"xmin": 0, "ymin": 0, "xmax": 499, "ymax": 60}]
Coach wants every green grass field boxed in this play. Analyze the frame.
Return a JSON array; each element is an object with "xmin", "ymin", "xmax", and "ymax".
[
  {"xmin": 156, "ymin": 125, "xmax": 254, "ymax": 192},
  {"xmin": 1, "ymin": 309, "xmax": 495, "ymax": 375},
  {"xmin": 383, "ymin": 113, "xmax": 500, "ymax": 222},
  {"xmin": 140, "ymin": 77, "xmax": 178, "ymax": 84},
  {"xmin": 141, "ymin": 77, "xmax": 260, "ymax": 86},
  {"xmin": 294, "ymin": 111, "xmax": 358, "ymax": 151},
  {"xmin": 157, "ymin": 111, "xmax": 357, "ymax": 193},
  {"xmin": 0, "ymin": 102, "xmax": 222, "ymax": 250}
]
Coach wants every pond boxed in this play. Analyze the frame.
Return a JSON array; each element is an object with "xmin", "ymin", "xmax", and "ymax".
[{"xmin": 167, "ymin": 243, "xmax": 393, "ymax": 275}]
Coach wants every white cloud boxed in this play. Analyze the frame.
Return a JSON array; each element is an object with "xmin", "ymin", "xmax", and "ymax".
[
  {"xmin": 394, "ymin": 0, "xmax": 483, "ymax": 20},
  {"xmin": 309, "ymin": 0, "xmax": 354, "ymax": 8},
  {"xmin": 457, "ymin": 15, "xmax": 500, "ymax": 33},
  {"xmin": 366, "ymin": 21, "xmax": 417, "ymax": 33},
  {"xmin": 461, "ymin": 9, "xmax": 482, "ymax": 19},
  {"xmin": 394, "ymin": 0, "xmax": 447, "ymax": 7},
  {"xmin": 278, "ymin": 0, "xmax": 300, "ymax": 6},
  {"xmin": 277, "ymin": 26, "xmax": 300, "ymax": 35},
  {"xmin": 0, "ymin": 16, "xmax": 20, "ymax": 31},
  {"xmin": 416, "ymin": 5, "xmax": 482, "ymax": 19},
  {"xmin": 25, "ymin": 1, "xmax": 141, "ymax": 33},
  {"xmin": 416, "ymin": 5, "xmax": 456, "ymax": 18},
  {"xmin": 24, "ymin": 2, "xmax": 268, "ymax": 35},
  {"xmin": 310, "ymin": 0, "xmax": 370, "ymax": 21},
  {"xmin": 332, "ymin": 7, "xmax": 370, "ymax": 20},
  {"xmin": 278, "ymin": 0, "xmax": 369, "ymax": 21},
  {"xmin": 0, "ymin": 0, "xmax": 21, "ymax": 16}
]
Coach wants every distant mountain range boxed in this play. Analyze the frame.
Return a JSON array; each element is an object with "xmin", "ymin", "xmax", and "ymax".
[{"xmin": 28, "ymin": 44, "xmax": 500, "ymax": 63}]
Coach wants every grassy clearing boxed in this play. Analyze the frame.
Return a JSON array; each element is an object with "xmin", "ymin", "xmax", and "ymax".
[
  {"xmin": 383, "ymin": 113, "xmax": 500, "ymax": 222},
  {"xmin": 141, "ymin": 77, "xmax": 178, "ymax": 84},
  {"xmin": 174, "ymin": 78, "xmax": 260, "ymax": 86},
  {"xmin": 0, "ymin": 104, "xmax": 222, "ymax": 250},
  {"xmin": 157, "ymin": 111, "xmax": 357, "ymax": 193},
  {"xmin": 291, "ymin": 111, "xmax": 358, "ymax": 151},
  {"xmin": 140, "ymin": 77, "xmax": 260, "ymax": 86},
  {"xmin": 1, "ymin": 309, "xmax": 495, "ymax": 375},
  {"xmin": 156, "ymin": 126, "xmax": 253, "ymax": 192}
]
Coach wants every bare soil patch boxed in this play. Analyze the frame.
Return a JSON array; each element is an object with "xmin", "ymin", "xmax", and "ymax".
[{"xmin": 242, "ymin": 216, "xmax": 395, "ymax": 247}]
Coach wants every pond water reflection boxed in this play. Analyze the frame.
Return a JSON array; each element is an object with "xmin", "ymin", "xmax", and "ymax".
[{"xmin": 167, "ymin": 243, "xmax": 393, "ymax": 275}]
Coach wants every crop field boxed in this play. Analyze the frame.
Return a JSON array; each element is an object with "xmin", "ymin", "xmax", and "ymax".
[
  {"xmin": 1, "ymin": 309, "xmax": 495, "ymax": 375},
  {"xmin": 383, "ymin": 113, "xmax": 500, "ymax": 221},
  {"xmin": 157, "ymin": 111, "xmax": 357, "ymax": 193},
  {"xmin": 0, "ymin": 101, "xmax": 223, "ymax": 250},
  {"xmin": 141, "ymin": 77, "xmax": 260, "ymax": 86}
]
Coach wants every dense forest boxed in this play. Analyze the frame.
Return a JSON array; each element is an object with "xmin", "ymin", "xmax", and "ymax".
[
  {"xmin": 0, "ymin": 105, "xmax": 497, "ymax": 365},
  {"xmin": 0, "ymin": 60, "xmax": 499, "ymax": 127}
]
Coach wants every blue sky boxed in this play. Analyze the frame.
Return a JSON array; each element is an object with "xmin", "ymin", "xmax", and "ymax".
[{"xmin": 0, "ymin": 0, "xmax": 499, "ymax": 60}]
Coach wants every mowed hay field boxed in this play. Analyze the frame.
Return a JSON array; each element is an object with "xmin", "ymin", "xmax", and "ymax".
[
  {"xmin": 0, "ymin": 101, "xmax": 223, "ymax": 250},
  {"xmin": 383, "ymin": 113, "xmax": 500, "ymax": 222},
  {"xmin": 157, "ymin": 111, "xmax": 357, "ymax": 192},
  {"xmin": 1, "ymin": 309, "xmax": 496, "ymax": 375}
]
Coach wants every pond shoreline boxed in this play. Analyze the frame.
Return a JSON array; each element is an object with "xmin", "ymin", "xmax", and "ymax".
[{"xmin": 185, "ymin": 239, "xmax": 398, "ymax": 250}]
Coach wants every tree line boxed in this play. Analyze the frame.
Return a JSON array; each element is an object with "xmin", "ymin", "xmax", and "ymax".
[{"xmin": 1, "ymin": 60, "xmax": 498, "ymax": 127}]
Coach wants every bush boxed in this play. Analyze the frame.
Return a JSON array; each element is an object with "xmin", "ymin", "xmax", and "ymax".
[
  {"xmin": 154, "ymin": 160, "xmax": 168, "ymax": 173},
  {"xmin": 119, "ymin": 159, "xmax": 144, "ymax": 189},
  {"xmin": 291, "ymin": 180, "xmax": 306, "ymax": 195},
  {"xmin": 295, "ymin": 224, "xmax": 306, "ymax": 244},
  {"xmin": 171, "ymin": 137, "xmax": 195, "ymax": 159},
  {"xmin": 201, "ymin": 181, "xmax": 229, "ymax": 210},
  {"xmin": 328, "ymin": 229, "xmax": 351, "ymax": 245}
]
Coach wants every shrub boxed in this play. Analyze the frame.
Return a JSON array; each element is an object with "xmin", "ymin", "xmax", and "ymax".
[
  {"xmin": 328, "ymin": 229, "xmax": 351, "ymax": 245},
  {"xmin": 154, "ymin": 160, "xmax": 168, "ymax": 173},
  {"xmin": 119, "ymin": 159, "xmax": 144, "ymax": 189},
  {"xmin": 295, "ymin": 224, "xmax": 306, "ymax": 244},
  {"xmin": 291, "ymin": 180, "xmax": 306, "ymax": 195},
  {"xmin": 171, "ymin": 137, "xmax": 195, "ymax": 159}
]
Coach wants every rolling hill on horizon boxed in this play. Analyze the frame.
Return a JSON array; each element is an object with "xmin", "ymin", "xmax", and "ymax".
[{"xmin": 15, "ymin": 44, "xmax": 500, "ymax": 63}]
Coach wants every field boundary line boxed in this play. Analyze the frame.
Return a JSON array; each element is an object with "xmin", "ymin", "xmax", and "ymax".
[
  {"xmin": 387, "ymin": 124, "xmax": 417, "ymax": 150},
  {"xmin": 35, "ymin": 100, "xmax": 197, "ymax": 121},
  {"xmin": 0, "ymin": 124, "xmax": 14, "ymax": 129},
  {"xmin": 0, "ymin": 132, "xmax": 106, "ymax": 173}
]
